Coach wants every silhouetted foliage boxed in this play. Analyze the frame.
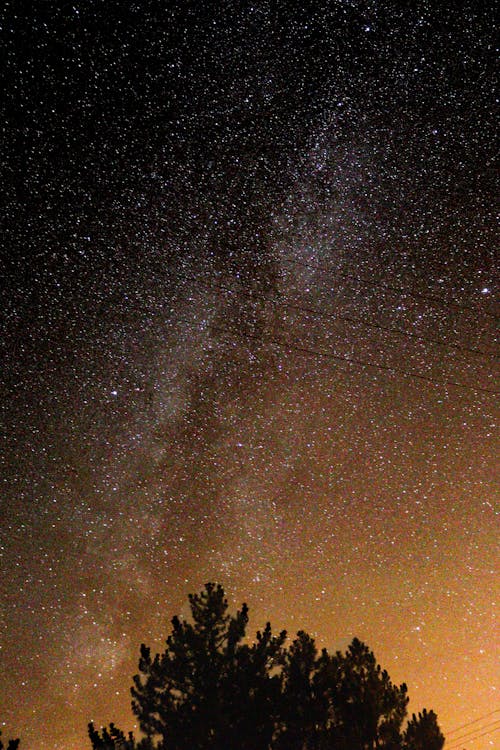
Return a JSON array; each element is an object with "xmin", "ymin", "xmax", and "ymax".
[
  {"xmin": 88, "ymin": 721, "xmax": 153, "ymax": 749},
  {"xmin": 89, "ymin": 583, "xmax": 445, "ymax": 750},
  {"xmin": 314, "ymin": 637, "xmax": 409, "ymax": 749},
  {"xmin": 131, "ymin": 582, "xmax": 286, "ymax": 750},
  {"xmin": 275, "ymin": 630, "xmax": 325, "ymax": 750},
  {"xmin": 0, "ymin": 731, "xmax": 20, "ymax": 750},
  {"xmin": 403, "ymin": 709, "xmax": 445, "ymax": 750}
]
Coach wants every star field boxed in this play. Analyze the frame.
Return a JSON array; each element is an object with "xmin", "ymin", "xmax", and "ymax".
[{"xmin": 0, "ymin": 3, "xmax": 498, "ymax": 749}]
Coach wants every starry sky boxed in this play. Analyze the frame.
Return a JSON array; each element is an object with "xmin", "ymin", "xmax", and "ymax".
[{"xmin": 1, "ymin": 2, "xmax": 498, "ymax": 749}]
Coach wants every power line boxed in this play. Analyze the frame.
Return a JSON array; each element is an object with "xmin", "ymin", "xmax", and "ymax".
[
  {"xmin": 445, "ymin": 720, "xmax": 500, "ymax": 749},
  {"xmin": 188, "ymin": 316, "xmax": 500, "ymax": 396},
  {"xmin": 283, "ymin": 300, "xmax": 498, "ymax": 360},
  {"xmin": 169, "ymin": 269, "xmax": 499, "ymax": 394},
  {"xmin": 447, "ymin": 708, "xmax": 500, "ymax": 735},
  {"xmin": 189, "ymin": 274, "xmax": 498, "ymax": 361},
  {"xmin": 281, "ymin": 256, "xmax": 499, "ymax": 320}
]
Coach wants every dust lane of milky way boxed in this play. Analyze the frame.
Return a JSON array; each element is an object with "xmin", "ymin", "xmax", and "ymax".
[{"xmin": 0, "ymin": 3, "xmax": 498, "ymax": 749}]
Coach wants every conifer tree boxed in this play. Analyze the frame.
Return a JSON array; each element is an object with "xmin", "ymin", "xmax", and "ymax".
[
  {"xmin": 131, "ymin": 582, "xmax": 286, "ymax": 750},
  {"xmin": 0, "ymin": 731, "xmax": 20, "ymax": 750},
  {"xmin": 403, "ymin": 708, "xmax": 445, "ymax": 750},
  {"xmin": 88, "ymin": 583, "xmax": 445, "ymax": 750}
]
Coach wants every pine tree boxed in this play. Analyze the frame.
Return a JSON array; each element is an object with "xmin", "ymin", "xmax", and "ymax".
[
  {"xmin": 403, "ymin": 708, "xmax": 445, "ymax": 750},
  {"xmin": 131, "ymin": 582, "xmax": 286, "ymax": 749},
  {"xmin": 275, "ymin": 630, "xmax": 324, "ymax": 749},
  {"xmin": 0, "ymin": 731, "xmax": 20, "ymax": 750},
  {"xmin": 315, "ymin": 637, "xmax": 409, "ymax": 749},
  {"xmin": 88, "ymin": 583, "xmax": 445, "ymax": 750},
  {"xmin": 88, "ymin": 721, "xmax": 155, "ymax": 749}
]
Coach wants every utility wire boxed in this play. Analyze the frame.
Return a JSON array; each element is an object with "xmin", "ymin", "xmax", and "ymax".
[
  {"xmin": 179, "ymin": 314, "xmax": 499, "ymax": 396},
  {"xmin": 188, "ymin": 274, "xmax": 498, "ymax": 360},
  {"xmin": 281, "ymin": 256, "xmax": 499, "ymax": 320},
  {"xmin": 445, "ymin": 720, "xmax": 500, "ymax": 749},
  {"xmin": 446, "ymin": 708, "xmax": 500, "ymax": 735}
]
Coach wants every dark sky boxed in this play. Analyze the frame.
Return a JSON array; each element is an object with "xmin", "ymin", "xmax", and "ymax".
[{"xmin": 1, "ymin": 3, "xmax": 498, "ymax": 749}]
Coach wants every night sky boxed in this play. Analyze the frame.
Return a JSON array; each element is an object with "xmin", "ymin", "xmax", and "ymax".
[{"xmin": 1, "ymin": 2, "xmax": 498, "ymax": 749}]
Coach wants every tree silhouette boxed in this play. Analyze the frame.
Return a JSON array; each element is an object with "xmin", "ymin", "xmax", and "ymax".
[
  {"xmin": 314, "ymin": 637, "xmax": 409, "ymax": 749},
  {"xmin": 403, "ymin": 709, "xmax": 445, "ymax": 750},
  {"xmin": 132, "ymin": 582, "xmax": 285, "ymax": 749},
  {"xmin": 89, "ymin": 583, "xmax": 444, "ymax": 750},
  {"xmin": 0, "ymin": 732, "xmax": 20, "ymax": 750},
  {"xmin": 275, "ymin": 630, "xmax": 324, "ymax": 749}
]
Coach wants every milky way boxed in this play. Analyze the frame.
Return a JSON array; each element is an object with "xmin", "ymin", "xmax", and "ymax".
[{"xmin": 1, "ymin": 3, "xmax": 498, "ymax": 749}]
